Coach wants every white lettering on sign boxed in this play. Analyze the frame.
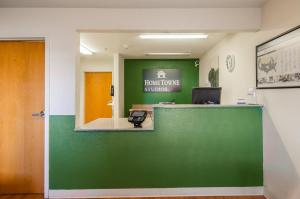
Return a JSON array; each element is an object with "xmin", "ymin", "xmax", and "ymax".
[
  {"xmin": 143, "ymin": 69, "xmax": 182, "ymax": 93},
  {"xmin": 144, "ymin": 80, "xmax": 180, "ymax": 86}
]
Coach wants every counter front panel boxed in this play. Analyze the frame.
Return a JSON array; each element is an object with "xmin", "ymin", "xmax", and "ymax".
[{"xmin": 50, "ymin": 106, "xmax": 263, "ymax": 189}]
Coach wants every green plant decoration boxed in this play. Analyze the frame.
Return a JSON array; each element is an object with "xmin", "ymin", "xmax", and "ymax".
[{"xmin": 208, "ymin": 68, "xmax": 219, "ymax": 87}]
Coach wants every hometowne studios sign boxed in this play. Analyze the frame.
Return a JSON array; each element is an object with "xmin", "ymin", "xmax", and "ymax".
[{"xmin": 143, "ymin": 69, "xmax": 182, "ymax": 92}]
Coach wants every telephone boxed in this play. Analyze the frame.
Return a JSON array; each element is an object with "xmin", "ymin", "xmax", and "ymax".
[{"xmin": 128, "ymin": 111, "xmax": 148, "ymax": 128}]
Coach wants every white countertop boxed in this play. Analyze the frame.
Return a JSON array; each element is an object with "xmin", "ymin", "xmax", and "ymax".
[
  {"xmin": 153, "ymin": 104, "xmax": 263, "ymax": 108},
  {"xmin": 75, "ymin": 104, "xmax": 262, "ymax": 131},
  {"xmin": 75, "ymin": 117, "xmax": 154, "ymax": 131}
]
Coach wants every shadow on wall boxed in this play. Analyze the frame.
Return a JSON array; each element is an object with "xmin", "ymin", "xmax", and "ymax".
[{"xmin": 263, "ymin": 108, "xmax": 300, "ymax": 199}]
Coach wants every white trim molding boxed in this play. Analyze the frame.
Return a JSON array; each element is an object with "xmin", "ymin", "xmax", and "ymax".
[
  {"xmin": 49, "ymin": 187, "xmax": 264, "ymax": 198},
  {"xmin": 264, "ymin": 188, "xmax": 274, "ymax": 199},
  {"xmin": 44, "ymin": 37, "xmax": 50, "ymax": 198}
]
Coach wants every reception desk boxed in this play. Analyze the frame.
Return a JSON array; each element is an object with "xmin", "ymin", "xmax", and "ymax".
[{"xmin": 50, "ymin": 105, "xmax": 263, "ymax": 189}]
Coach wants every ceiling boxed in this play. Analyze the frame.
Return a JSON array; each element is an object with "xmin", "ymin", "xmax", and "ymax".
[
  {"xmin": 0, "ymin": 0, "xmax": 268, "ymax": 8},
  {"xmin": 80, "ymin": 32, "xmax": 228, "ymax": 59}
]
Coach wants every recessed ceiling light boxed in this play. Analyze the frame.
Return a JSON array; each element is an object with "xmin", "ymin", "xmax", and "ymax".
[
  {"xmin": 145, "ymin": 52, "xmax": 191, "ymax": 56},
  {"xmin": 80, "ymin": 43, "xmax": 94, "ymax": 55},
  {"xmin": 139, "ymin": 34, "xmax": 208, "ymax": 39}
]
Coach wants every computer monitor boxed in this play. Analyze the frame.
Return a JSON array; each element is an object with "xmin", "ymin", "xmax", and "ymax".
[{"xmin": 192, "ymin": 87, "xmax": 222, "ymax": 104}]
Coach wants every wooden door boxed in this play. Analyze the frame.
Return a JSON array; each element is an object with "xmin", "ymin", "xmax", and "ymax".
[
  {"xmin": 0, "ymin": 41, "xmax": 45, "ymax": 194},
  {"xmin": 85, "ymin": 72, "xmax": 112, "ymax": 123}
]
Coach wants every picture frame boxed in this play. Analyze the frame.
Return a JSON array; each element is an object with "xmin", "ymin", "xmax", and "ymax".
[{"xmin": 256, "ymin": 25, "xmax": 300, "ymax": 89}]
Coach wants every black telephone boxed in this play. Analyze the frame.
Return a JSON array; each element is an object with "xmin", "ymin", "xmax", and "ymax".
[{"xmin": 128, "ymin": 111, "xmax": 148, "ymax": 128}]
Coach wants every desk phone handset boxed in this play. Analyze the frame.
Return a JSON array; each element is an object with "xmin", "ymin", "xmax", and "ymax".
[{"xmin": 128, "ymin": 111, "xmax": 147, "ymax": 128}]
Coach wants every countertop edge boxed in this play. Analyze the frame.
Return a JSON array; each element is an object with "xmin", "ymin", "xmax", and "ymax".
[
  {"xmin": 153, "ymin": 104, "xmax": 263, "ymax": 108},
  {"xmin": 74, "ymin": 127, "xmax": 154, "ymax": 132}
]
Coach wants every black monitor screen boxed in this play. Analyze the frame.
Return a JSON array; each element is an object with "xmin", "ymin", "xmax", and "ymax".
[{"xmin": 192, "ymin": 87, "xmax": 222, "ymax": 104}]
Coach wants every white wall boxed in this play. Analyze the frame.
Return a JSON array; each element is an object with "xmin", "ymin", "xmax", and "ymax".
[
  {"xmin": 199, "ymin": 33, "xmax": 258, "ymax": 104},
  {"xmin": 200, "ymin": 0, "xmax": 300, "ymax": 198},
  {"xmin": 118, "ymin": 56, "xmax": 125, "ymax": 118},
  {"xmin": 80, "ymin": 56, "xmax": 113, "ymax": 69},
  {"xmin": 113, "ymin": 54, "xmax": 125, "ymax": 119},
  {"xmin": 0, "ymin": 8, "xmax": 261, "ymax": 115}
]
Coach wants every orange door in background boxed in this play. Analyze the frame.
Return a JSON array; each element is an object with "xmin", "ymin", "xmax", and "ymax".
[
  {"xmin": 0, "ymin": 41, "xmax": 45, "ymax": 194},
  {"xmin": 85, "ymin": 72, "xmax": 112, "ymax": 123}
]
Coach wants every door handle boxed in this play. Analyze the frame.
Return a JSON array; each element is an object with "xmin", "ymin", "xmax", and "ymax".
[
  {"xmin": 32, "ymin": 110, "xmax": 45, "ymax": 118},
  {"xmin": 110, "ymin": 85, "xmax": 114, "ymax": 96}
]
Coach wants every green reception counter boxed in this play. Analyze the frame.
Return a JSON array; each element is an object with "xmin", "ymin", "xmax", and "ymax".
[{"xmin": 50, "ymin": 105, "xmax": 263, "ymax": 189}]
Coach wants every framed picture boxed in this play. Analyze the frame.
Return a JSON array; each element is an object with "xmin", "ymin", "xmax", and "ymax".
[{"xmin": 256, "ymin": 25, "xmax": 300, "ymax": 89}]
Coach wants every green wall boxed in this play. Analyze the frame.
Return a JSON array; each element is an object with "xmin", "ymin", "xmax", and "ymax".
[
  {"xmin": 50, "ymin": 107, "xmax": 263, "ymax": 189},
  {"xmin": 124, "ymin": 59, "xmax": 199, "ymax": 116}
]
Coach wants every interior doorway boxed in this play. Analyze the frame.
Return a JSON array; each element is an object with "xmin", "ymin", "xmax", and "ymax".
[
  {"xmin": 84, "ymin": 72, "xmax": 113, "ymax": 123},
  {"xmin": 0, "ymin": 40, "xmax": 45, "ymax": 194}
]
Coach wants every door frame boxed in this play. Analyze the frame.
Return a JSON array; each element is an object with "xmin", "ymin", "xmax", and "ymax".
[{"xmin": 0, "ymin": 37, "xmax": 50, "ymax": 198}]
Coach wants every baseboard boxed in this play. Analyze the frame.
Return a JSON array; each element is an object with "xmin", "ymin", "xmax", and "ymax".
[
  {"xmin": 264, "ymin": 188, "xmax": 275, "ymax": 199},
  {"xmin": 49, "ymin": 187, "xmax": 264, "ymax": 198}
]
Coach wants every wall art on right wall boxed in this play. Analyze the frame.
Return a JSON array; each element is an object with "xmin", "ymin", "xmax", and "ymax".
[{"xmin": 256, "ymin": 25, "xmax": 300, "ymax": 89}]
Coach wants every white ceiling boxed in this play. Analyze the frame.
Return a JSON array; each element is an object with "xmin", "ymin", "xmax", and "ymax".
[
  {"xmin": 80, "ymin": 32, "xmax": 228, "ymax": 59},
  {"xmin": 0, "ymin": 0, "xmax": 268, "ymax": 8}
]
